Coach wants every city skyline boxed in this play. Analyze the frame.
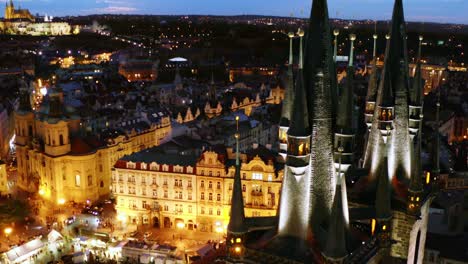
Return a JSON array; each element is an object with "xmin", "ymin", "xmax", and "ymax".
[{"xmin": 1, "ymin": 0, "xmax": 468, "ymax": 24}]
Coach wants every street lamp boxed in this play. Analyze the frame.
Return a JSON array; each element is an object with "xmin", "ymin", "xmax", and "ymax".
[
  {"xmin": 58, "ymin": 198, "xmax": 66, "ymax": 205},
  {"xmin": 176, "ymin": 222, "xmax": 185, "ymax": 229},
  {"xmin": 4, "ymin": 227, "xmax": 12, "ymax": 237}
]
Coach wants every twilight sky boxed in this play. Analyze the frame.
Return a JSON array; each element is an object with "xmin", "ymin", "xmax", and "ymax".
[{"xmin": 2, "ymin": 0, "xmax": 468, "ymax": 24}]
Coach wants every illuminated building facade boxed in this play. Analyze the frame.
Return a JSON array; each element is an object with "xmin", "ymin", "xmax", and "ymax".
[
  {"xmin": 0, "ymin": 160, "xmax": 8, "ymax": 196},
  {"xmin": 111, "ymin": 145, "xmax": 283, "ymax": 231},
  {"xmin": 119, "ymin": 59, "xmax": 158, "ymax": 82},
  {"xmin": 14, "ymin": 86, "xmax": 171, "ymax": 204}
]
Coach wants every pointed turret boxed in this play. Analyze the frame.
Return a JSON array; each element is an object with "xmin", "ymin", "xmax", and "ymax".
[
  {"xmin": 287, "ymin": 42, "xmax": 309, "ymax": 138},
  {"xmin": 227, "ymin": 116, "xmax": 247, "ymax": 258},
  {"xmin": 334, "ymin": 34, "xmax": 356, "ymax": 177},
  {"xmin": 408, "ymin": 134, "xmax": 423, "ymax": 215},
  {"xmin": 364, "ymin": 0, "xmax": 412, "ymax": 181},
  {"xmin": 208, "ymin": 72, "xmax": 217, "ymax": 102},
  {"xmin": 408, "ymin": 35, "xmax": 424, "ymax": 140},
  {"xmin": 336, "ymin": 34, "xmax": 355, "ymax": 133},
  {"xmin": 286, "ymin": 47, "xmax": 310, "ymax": 166},
  {"xmin": 278, "ymin": 31, "xmax": 296, "ymax": 158},
  {"xmin": 304, "ymin": 0, "xmax": 337, "ymax": 225},
  {"xmin": 323, "ymin": 149, "xmax": 349, "ymax": 263},
  {"xmin": 431, "ymin": 91, "xmax": 441, "ymax": 189},
  {"xmin": 364, "ymin": 33, "xmax": 379, "ymax": 131},
  {"xmin": 375, "ymin": 158, "xmax": 392, "ymax": 247},
  {"xmin": 277, "ymin": 35, "xmax": 312, "ymax": 240}
]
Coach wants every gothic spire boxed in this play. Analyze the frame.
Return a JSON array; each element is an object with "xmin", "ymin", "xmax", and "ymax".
[
  {"xmin": 228, "ymin": 116, "xmax": 246, "ymax": 234},
  {"xmin": 279, "ymin": 31, "xmax": 296, "ymax": 127},
  {"xmin": 304, "ymin": 0, "xmax": 337, "ymax": 121},
  {"xmin": 287, "ymin": 51, "xmax": 309, "ymax": 138},
  {"xmin": 323, "ymin": 151, "xmax": 348, "ymax": 261},
  {"xmin": 336, "ymin": 34, "xmax": 355, "ymax": 132},
  {"xmin": 432, "ymin": 92, "xmax": 441, "ymax": 177},
  {"xmin": 367, "ymin": 33, "xmax": 379, "ymax": 103},
  {"xmin": 409, "ymin": 133, "xmax": 423, "ymax": 193},
  {"xmin": 411, "ymin": 36, "xmax": 424, "ymax": 106},
  {"xmin": 304, "ymin": 0, "xmax": 337, "ymax": 225},
  {"xmin": 376, "ymin": 158, "xmax": 392, "ymax": 220}
]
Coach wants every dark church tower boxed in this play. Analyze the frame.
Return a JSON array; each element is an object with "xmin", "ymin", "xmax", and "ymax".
[{"xmin": 227, "ymin": 116, "xmax": 247, "ymax": 260}]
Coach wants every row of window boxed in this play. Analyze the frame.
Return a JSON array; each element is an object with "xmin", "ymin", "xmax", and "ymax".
[
  {"xmin": 126, "ymin": 162, "xmax": 192, "ymax": 173},
  {"xmin": 200, "ymin": 192, "xmax": 222, "ymax": 202},
  {"xmin": 119, "ymin": 199, "xmax": 222, "ymax": 216}
]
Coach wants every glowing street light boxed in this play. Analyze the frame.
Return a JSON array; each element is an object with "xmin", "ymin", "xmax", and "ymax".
[
  {"xmin": 4, "ymin": 227, "xmax": 12, "ymax": 236},
  {"xmin": 38, "ymin": 189, "xmax": 45, "ymax": 196},
  {"xmin": 58, "ymin": 198, "xmax": 66, "ymax": 205},
  {"xmin": 176, "ymin": 222, "xmax": 185, "ymax": 229}
]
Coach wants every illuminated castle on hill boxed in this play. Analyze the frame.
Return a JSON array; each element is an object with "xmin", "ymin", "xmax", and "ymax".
[
  {"xmin": 4, "ymin": 0, "xmax": 34, "ymax": 21},
  {"xmin": 222, "ymin": 0, "xmax": 440, "ymax": 263},
  {"xmin": 0, "ymin": 0, "xmax": 78, "ymax": 35}
]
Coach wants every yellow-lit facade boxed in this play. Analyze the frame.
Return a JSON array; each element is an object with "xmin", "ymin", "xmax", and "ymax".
[
  {"xmin": 0, "ymin": 162, "xmax": 8, "ymax": 196},
  {"xmin": 15, "ymin": 105, "xmax": 171, "ymax": 205},
  {"xmin": 112, "ymin": 150, "xmax": 283, "ymax": 232}
]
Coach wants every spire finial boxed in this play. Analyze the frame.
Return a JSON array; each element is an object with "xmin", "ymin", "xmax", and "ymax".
[
  {"xmin": 373, "ymin": 33, "xmax": 378, "ymax": 60},
  {"xmin": 349, "ymin": 34, "xmax": 356, "ymax": 67},
  {"xmin": 298, "ymin": 28, "xmax": 304, "ymax": 69},
  {"xmin": 288, "ymin": 31, "xmax": 295, "ymax": 66},
  {"xmin": 417, "ymin": 35, "xmax": 423, "ymax": 63},
  {"xmin": 333, "ymin": 29, "xmax": 340, "ymax": 62}
]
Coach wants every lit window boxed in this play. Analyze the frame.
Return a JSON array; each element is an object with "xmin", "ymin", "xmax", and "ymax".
[
  {"xmin": 252, "ymin": 173, "xmax": 263, "ymax": 180},
  {"xmin": 75, "ymin": 174, "xmax": 81, "ymax": 187}
]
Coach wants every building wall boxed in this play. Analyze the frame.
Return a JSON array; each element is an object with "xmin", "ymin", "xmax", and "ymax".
[
  {"xmin": 0, "ymin": 108, "xmax": 10, "ymax": 160},
  {"xmin": 391, "ymin": 199, "xmax": 431, "ymax": 263},
  {"xmin": 0, "ymin": 162, "xmax": 8, "ymax": 195},
  {"xmin": 112, "ymin": 151, "xmax": 283, "ymax": 232},
  {"xmin": 15, "ymin": 109, "xmax": 171, "ymax": 204}
]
